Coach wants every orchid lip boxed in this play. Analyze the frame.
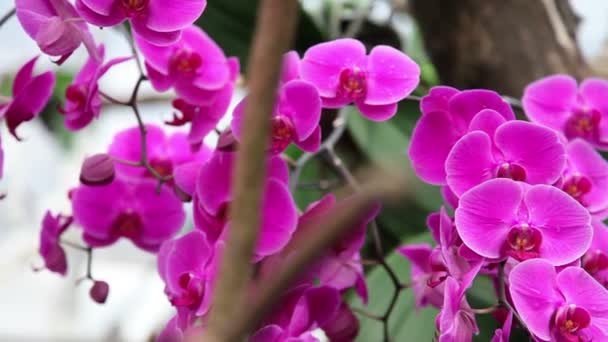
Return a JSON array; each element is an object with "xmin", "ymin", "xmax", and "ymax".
[
  {"xmin": 338, "ymin": 67, "xmax": 367, "ymax": 100},
  {"xmin": 496, "ymin": 162, "xmax": 526, "ymax": 182},
  {"xmin": 565, "ymin": 107, "xmax": 601, "ymax": 140},
  {"xmin": 269, "ymin": 115, "xmax": 295, "ymax": 154},
  {"xmin": 504, "ymin": 223, "xmax": 542, "ymax": 261},
  {"xmin": 553, "ymin": 304, "xmax": 591, "ymax": 338}
]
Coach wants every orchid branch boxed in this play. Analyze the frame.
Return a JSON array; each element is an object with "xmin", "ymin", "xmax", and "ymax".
[
  {"xmin": 0, "ymin": 7, "xmax": 15, "ymax": 28},
  {"xmin": 204, "ymin": 1, "xmax": 301, "ymax": 340}
]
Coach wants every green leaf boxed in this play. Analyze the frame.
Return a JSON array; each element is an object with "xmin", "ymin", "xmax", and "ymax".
[
  {"xmin": 197, "ymin": 1, "xmax": 325, "ymax": 72},
  {"xmin": 347, "ymin": 104, "xmax": 442, "ymax": 246},
  {"xmin": 352, "ymin": 232, "xmax": 505, "ymax": 341},
  {"xmin": 350, "ymin": 232, "xmax": 438, "ymax": 341}
]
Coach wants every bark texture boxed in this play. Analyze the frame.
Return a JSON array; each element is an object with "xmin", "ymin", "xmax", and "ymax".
[{"xmin": 410, "ymin": 0, "xmax": 590, "ymax": 96}]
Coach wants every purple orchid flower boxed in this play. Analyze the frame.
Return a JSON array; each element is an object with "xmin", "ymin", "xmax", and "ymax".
[
  {"xmin": 445, "ymin": 119, "xmax": 566, "ymax": 196},
  {"xmin": 232, "ymin": 79, "xmax": 322, "ymax": 154},
  {"xmin": 165, "ymin": 86, "xmax": 233, "ymax": 151},
  {"xmin": 158, "ymin": 230, "xmax": 222, "ymax": 332},
  {"xmin": 108, "ymin": 124, "xmax": 211, "ymax": 183},
  {"xmin": 75, "ymin": 0, "xmax": 206, "ymax": 46},
  {"xmin": 135, "ymin": 26, "xmax": 238, "ymax": 107},
  {"xmin": 509, "ymin": 258, "xmax": 608, "ymax": 341},
  {"xmin": 38, "ymin": 211, "xmax": 73, "ymax": 276},
  {"xmin": 437, "ymin": 272, "xmax": 481, "ymax": 342},
  {"xmin": 71, "ymin": 176, "xmax": 185, "ymax": 252},
  {"xmin": 400, "ymin": 207, "xmax": 481, "ymax": 310},
  {"xmin": 399, "ymin": 244, "xmax": 447, "ymax": 309},
  {"xmin": 250, "ymin": 285, "xmax": 342, "ymax": 342},
  {"xmin": 270, "ymin": 194, "xmax": 378, "ymax": 303},
  {"xmin": 409, "ymin": 87, "xmax": 515, "ymax": 185},
  {"xmin": 300, "ymin": 38, "xmax": 420, "ymax": 121},
  {"xmin": 59, "ymin": 45, "xmax": 131, "ymax": 130},
  {"xmin": 523, "ymin": 75, "xmax": 608, "ymax": 149},
  {"xmin": 582, "ymin": 220, "xmax": 608, "ymax": 288},
  {"xmin": 455, "ymin": 178, "xmax": 592, "ymax": 265},
  {"xmin": 16, "ymin": 0, "xmax": 98, "ymax": 65},
  {"xmin": 560, "ymin": 139, "xmax": 608, "ymax": 217},
  {"xmin": 173, "ymin": 150, "xmax": 296, "ymax": 259},
  {"xmin": 0, "ymin": 56, "xmax": 55, "ymax": 140}
]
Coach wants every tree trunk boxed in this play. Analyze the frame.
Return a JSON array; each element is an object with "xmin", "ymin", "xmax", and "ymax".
[{"xmin": 410, "ymin": 0, "xmax": 590, "ymax": 97}]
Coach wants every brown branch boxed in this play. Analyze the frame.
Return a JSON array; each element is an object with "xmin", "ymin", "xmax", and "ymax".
[
  {"xmin": 219, "ymin": 171, "xmax": 408, "ymax": 341},
  {"xmin": 204, "ymin": 1, "xmax": 301, "ymax": 341}
]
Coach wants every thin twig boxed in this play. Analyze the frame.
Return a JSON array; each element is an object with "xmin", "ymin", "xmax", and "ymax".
[
  {"xmin": 352, "ymin": 306, "xmax": 384, "ymax": 320},
  {"xmin": 204, "ymin": 1, "xmax": 301, "ymax": 341},
  {"xmin": 99, "ymin": 91, "xmax": 129, "ymax": 106},
  {"xmin": 0, "ymin": 7, "xmax": 15, "ymax": 28},
  {"xmin": 289, "ymin": 108, "xmax": 349, "ymax": 191}
]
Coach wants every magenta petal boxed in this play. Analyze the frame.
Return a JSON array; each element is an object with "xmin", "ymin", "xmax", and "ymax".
[
  {"xmin": 174, "ymin": 161, "xmax": 203, "ymax": 196},
  {"xmin": 355, "ymin": 101, "xmax": 398, "ymax": 122},
  {"xmin": 71, "ymin": 180, "xmax": 124, "ymax": 240},
  {"xmin": 408, "ymin": 111, "xmax": 458, "ymax": 185},
  {"xmin": 467, "ymin": 109, "xmax": 507, "ymax": 137},
  {"xmin": 302, "ymin": 286, "xmax": 342, "ymax": 328},
  {"xmin": 281, "ymin": 51, "xmax": 300, "ymax": 83},
  {"xmin": 421, "ymin": 86, "xmax": 459, "ymax": 114},
  {"xmin": 445, "ymin": 131, "xmax": 495, "ymax": 196},
  {"xmin": 257, "ymin": 179, "xmax": 298, "ymax": 257},
  {"xmin": 557, "ymin": 266, "xmax": 608, "ymax": 334},
  {"xmin": 455, "ymin": 179, "xmax": 523, "ymax": 259},
  {"xmin": 267, "ymin": 155, "xmax": 290, "ymax": 185},
  {"xmin": 300, "ymin": 38, "xmax": 367, "ymax": 98},
  {"xmin": 145, "ymin": 63, "xmax": 174, "ymax": 92},
  {"xmin": 365, "ymin": 45, "xmax": 420, "ymax": 105},
  {"xmin": 146, "ymin": 0, "xmax": 206, "ymax": 32},
  {"xmin": 398, "ymin": 244, "xmax": 432, "ymax": 275},
  {"xmin": 75, "ymin": 0, "xmax": 125, "ymax": 27},
  {"xmin": 12, "ymin": 56, "xmax": 38, "ymax": 95},
  {"xmin": 491, "ymin": 312, "xmax": 513, "ymax": 342},
  {"xmin": 495, "ymin": 121, "xmax": 566, "ymax": 185},
  {"xmin": 250, "ymin": 325, "xmax": 283, "ymax": 342},
  {"xmin": 522, "ymin": 74, "xmax": 578, "ymax": 130},
  {"xmin": 197, "ymin": 152, "xmax": 234, "ymax": 215},
  {"xmin": 509, "ymin": 259, "xmax": 562, "ymax": 341},
  {"xmin": 15, "ymin": 0, "xmax": 54, "ymax": 37},
  {"xmin": 567, "ymin": 139, "xmax": 608, "ymax": 212},
  {"xmin": 525, "ymin": 185, "xmax": 592, "ymax": 265},
  {"xmin": 35, "ymin": 17, "xmax": 81, "ymax": 57},
  {"xmin": 132, "ymin": 18, "xmax": 181, "ymax": 46},
  {"xmin": 230, "ymin": 98, "xmax": 245, "ymax": 141},
  {"xmin": 79, "ymin": 0, "xmax": 116, "ymax": 16},
  {"xmin": 282, "ymin": 80, "xmax": 321, "ymax": 140},
  {"xmin": 133, "ymin": 181, "xmax": 185, "ymax": 247},
  {"xmin": 135, "ymin": 33, "xmax": 173, "ymax": 74},
  {"xmin": 295, "ymin": 125, "xmax": 321, "ymax": 153},
  {"xmin": 581, "ymin": 78, "xmax": 608, "ymax": 116},
  {"xmin": 158, "ymin": 230, "xmax": 211, "ymax": 294},
  {"xmin": 449, "ymin": 89, "xmax": 515, "ymax": 123}
]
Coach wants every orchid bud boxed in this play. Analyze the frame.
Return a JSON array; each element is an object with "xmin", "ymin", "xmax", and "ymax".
[
  {"xmin": 80, "ymin": 154, "xmax": 115, "ymax": 186},
  {"xmin": 89, "ymin": 280, "xmax": 109, "ymax": 304}
]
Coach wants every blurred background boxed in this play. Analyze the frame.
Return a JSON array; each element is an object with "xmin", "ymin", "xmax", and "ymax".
[{"xmin": 0, "ymin": 0, "xmax": 607, "ymax": 340}]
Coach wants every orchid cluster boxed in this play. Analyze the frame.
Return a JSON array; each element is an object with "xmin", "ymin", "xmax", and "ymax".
[
  {"xmin": 406, "ymin": 78, "xmax": 608, "ymax": 340},
  {"xmin": 5, "ymin": 0, "xmax": 424, "ymax": 340},
  {"xmin": 5, "ymin": 0, "xmax": 608, "ymax": 341}
]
